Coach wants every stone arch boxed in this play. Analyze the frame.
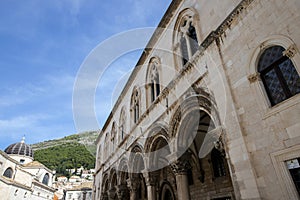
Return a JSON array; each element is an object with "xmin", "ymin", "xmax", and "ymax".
[
  {"xmin": 144, "ymin": 122, "xmax": 169, "ymax": 153},
  {"xmin": 116, "ymin": 158, "xmax": 130, "ymax": 200},
  {"xmin": 168, "ymin": 87, "xmax": 221, "ymax": 158},
  {"xmin": 128, "ymin": 144, "xmax": 145, "ymax": 174},
  {"xmin": 169, "ymin": 88, "xmax": 220, "ymax": 137},
  {"xmin": 101, "ymin": 173, "xmax": 109, "ymax": 199},
  {"xmin": 109, "ymin": 168, "xmax": 118, "ymax": 189},
  {"xmin": 148, "ymin": 134, "xmax": 171, "ymax": 171},
  {"xmin": 159, "ymin": 181, "xmax": 176, "ymax": 200},
  {"xmin": 117, "ymin": 158, "xmax": 129, "ymax": 185}
]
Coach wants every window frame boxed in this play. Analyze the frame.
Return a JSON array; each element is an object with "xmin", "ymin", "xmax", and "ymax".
[
  {"xmin": 248, "ymin": 35, "xmax": 300, "ymax": 117},
  {"xmin": 258, "ymin": 46, "xmax": 300, "ymax": 106}
]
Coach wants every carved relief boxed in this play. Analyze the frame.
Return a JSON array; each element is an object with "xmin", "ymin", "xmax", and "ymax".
[
  {"xmin": 247, "ymin": 72, "xmax": 260, "ymax": 83},
  {"xmin": 283, "ymin": 44, "xmax": 297, "ymax": 58}
]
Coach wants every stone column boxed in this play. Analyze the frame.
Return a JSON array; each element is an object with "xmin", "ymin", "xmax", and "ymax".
[
  {"xmin": 116, "ymin": 184, "xmax": 129, "ymax": 200},
  {"xmin": 170, "ymin": 153, "xmax": 191, "ymax": 200},
  {"xmin": 143, "ymin": 171, "xmax": 158, "ymax": 200},
  {"xmin": 127, "ymin": 178, "xmax": 139, "ymax": 200}
]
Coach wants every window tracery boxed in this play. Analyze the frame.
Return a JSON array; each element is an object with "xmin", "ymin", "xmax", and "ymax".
[
  {"xmin": 131, "ymin": 88, "xmax": 141, "ymax": 124},
  {"xmin": 147, "ymin": 58, "xmax": 161, "ymax": 104},
  {"xmin": 258, "ymin": 45, "xmax": 300, "ymax": 105},
  {"xmin": 176, "ymin": 13, "xmax": 199, "ymax": 66}
]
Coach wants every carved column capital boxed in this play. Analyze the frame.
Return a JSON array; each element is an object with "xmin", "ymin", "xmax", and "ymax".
[
  {"xmin": 247, "ymin": 72, "xmax": 260, "ymax": 83},
  {"xmin": 283, "ymin": 44, "xmax": 297, "ymax": 58},
  {"xmin": 170, "ymin": 152, "xmax": 192, "ymax": 175}
]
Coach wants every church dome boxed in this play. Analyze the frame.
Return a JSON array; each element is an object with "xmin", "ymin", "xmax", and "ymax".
[{"xmin": 4, "ymin": 138, "xmax": 33, "ymax": 158}]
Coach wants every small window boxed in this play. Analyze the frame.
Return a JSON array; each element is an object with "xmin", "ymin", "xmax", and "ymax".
[
  {"xmin": 3, "ymin": 167, "xmax": 13, "ymax": 178},
  {"xmin": 258, "ymin": 45, "xmax": 300, "ymax": 106},
  {"xmin": 286, "ymin": 158, "xmax": 300, "ymax": 196},
  {"xmin": 211, "ymin": 148, "xmax": 226, "ymax": 178},
  {"xmin": 20, "ymin": 159, "xmax": 25, "ymax": 164},
  {"xmin": 149, "ymin": 59, "xmax": 160, "ymax": 102},
  {"xmin": 131, "ymin": 88, "xmax": 140, "ymax": 124},
  {"xmin": 42, "ymin": 173, "xmax": 50, "ymax": 185}
]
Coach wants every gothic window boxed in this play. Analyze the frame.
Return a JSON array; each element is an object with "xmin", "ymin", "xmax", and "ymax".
[
  {"xmin": 111, "ymin": 122, "xmax": 116, "ymax": 142},
  {"xmin": 97, "ymin": 145, "xmax": 102, "ymax": 164},
  {"xmin": 211, "ymin": 148, "xmax": 226, "ymax": 178},
  {"xmin": 179, "ymin": 15, "xmax": 199, "ymax": 66},
  {"xmin": 147, "ymin": 58, "xmax": 161, "ymax": 104},
  {"xmin": 131, "ymin": 88, "xmax": 141, "ymax": 124},
  {"xmin": 119, "ymin": 108, "xmax": 126, "ymax": 141},
  {"xmin": 42, "ymin": 173, "xmax": 50, "ymax": 185},
  {"xmin": 258, "ymin": 45, "xmax": 300, "ymax": 106},
  {"xmin": 3, "ymin": 167, "xmax": 13, "ymax": 178},
  {"xmin": 104, "ymin": 132, "xmax": 109, "ymax": 159}
]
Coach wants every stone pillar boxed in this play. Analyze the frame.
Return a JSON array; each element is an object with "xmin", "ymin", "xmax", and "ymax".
[
  {"xmin": 127, "ymin": 178, "xmax": 139, "ymax": 200},
  {"xmin": 108, "ymin": 189, "xmax": 116, "ymax": 200},
  {"xmin": 116, "ymin": 184, "xmax": 129, "ymax": 200},
  {"xmin": 143, "ymin": 171, "xmax": 158, "ymax": 200},
  {"xmin": 170, "ymin": 153, "xmax": 191, "ymax": 200}
]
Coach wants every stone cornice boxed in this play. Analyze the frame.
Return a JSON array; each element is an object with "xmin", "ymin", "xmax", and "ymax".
[
  {"xmin": 32, "ymin": 179, "xmax": 56, "ymax": 192},
  {"xmin": 0, "ymin": 176, "xmax": 33, "ymax": 191}
]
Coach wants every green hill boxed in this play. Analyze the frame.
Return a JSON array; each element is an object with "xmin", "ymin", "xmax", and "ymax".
[{"xmin": 32, "ymin": 131, "xmax": 99, "ymax": 177}]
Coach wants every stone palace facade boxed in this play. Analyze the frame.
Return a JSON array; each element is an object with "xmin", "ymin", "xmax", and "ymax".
[{"xmin": 94, "ymin": 0, "xmax": 300, "ymax": 199}]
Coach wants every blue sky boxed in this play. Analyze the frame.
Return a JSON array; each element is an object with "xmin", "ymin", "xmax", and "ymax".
[{"xmin": 0, "ymin": 0, "xmax": 171, "ymax": 150}]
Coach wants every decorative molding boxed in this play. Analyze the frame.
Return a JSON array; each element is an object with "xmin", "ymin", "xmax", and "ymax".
[
  {"xmin": 170, "ymin": 152, "xmax": 192, "ymax": 175},
  {"xmin": 247, "ymin": 72, "xmax": 260, "ymax": 83},
  {"xmin": 283, "ymin": 44, "xmax": 297, "ymax": 58}
]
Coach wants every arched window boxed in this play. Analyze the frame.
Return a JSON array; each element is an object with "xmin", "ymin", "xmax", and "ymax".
[
  {"xmin": 111, "ymin": 122, "xmax": 116, "ymax": 152},
  {"xmin": 177, "ymin": 14, "xmax": 199, "ymax": 66},
  {"xmin": 258, "ymin": 45, "xmax": 300, "ymax": 105},
  {"xmin": 211, "ymin": 148, "xmax": 226, "ymax": 178},
  {"xmin": 104, "ymin": 132, "xmax": 109, "ymax": 160},
  {"xmin": 119, "ymin": 107, "xmax": 126, "ymax": 141},
  {"xmin": 146, "ymin": 57, "xmax": 161, "ymax": 104},
  {"xmin": 131, "ymin": 88, "xmax": 141, "ymax": 124},
  {"xmin": 42, "ymin": 173, "xmax": 50, "ymax": 185},
  {"xmin": 3, "ymin": 167, "xmax": 13, "ymax": 178},
  {"xmin": 111, "ymin": 122, "xmax": 116, "ymax": 142}
]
